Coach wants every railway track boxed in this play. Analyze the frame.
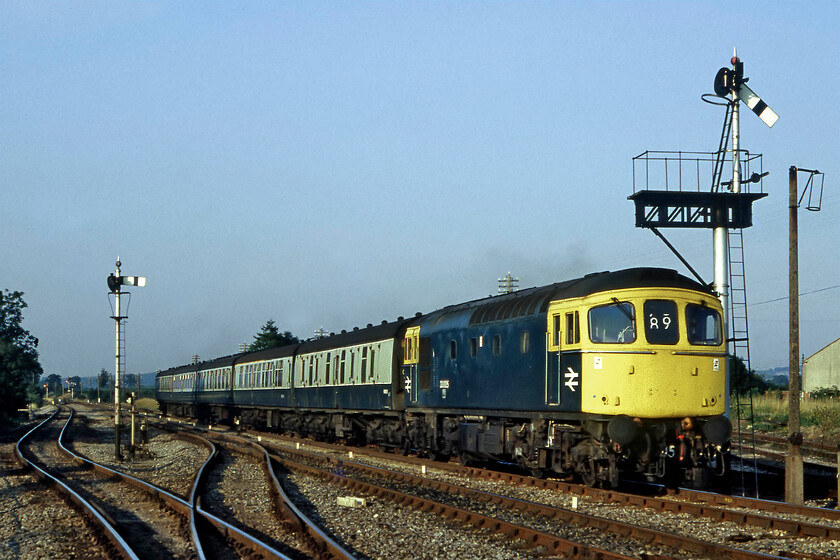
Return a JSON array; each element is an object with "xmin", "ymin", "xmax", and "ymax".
[
  {"xmin": 0, "ymin": 408, "xmax": 116, "ymax": 559},
  {"xmin": 234, "ymin": 429, "xmax": 840, "ymax": 560},
  {"xmin": 16, "ymin": 407, "xmax": 194, "ymax": 559},
  {"xmin": 11, "ymin": 406, "xmax": 357, "ymax": 560},
  {"xmin": 10, "ymin": 406, "xmax": 838, "ymax": 559}
]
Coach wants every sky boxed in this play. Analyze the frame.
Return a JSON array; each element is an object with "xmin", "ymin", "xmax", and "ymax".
[{"xmin": 1, "ymin": 1, "xmax": 838, "ymax": 381}]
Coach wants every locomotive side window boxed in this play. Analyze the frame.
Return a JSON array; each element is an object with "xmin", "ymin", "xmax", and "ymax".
[
  {"xmin": 520, "ymin": 331, "xmax": 529, "ymax": 353},
  {"xmin": 644, "ymin": 300, "xmax": 679, "ymax": 344},
  {"xmin": 589, "ymin": 302, "xmax": 636, "ymax": 343},
  {"xmin": 449, "ymin": 340, "xmax": 457, "ymax": 360},
  {"xmin": 565, "ymin": 311, "xmax": 580, "ymax": 344},
  {"xmin": 470, "ymin": 337, "xmax": 477, "ymax": 357},
  {"xmin": 492, "ymin": 334, "xmax": 502, "ymax": 356},
  {"xmin": 686, "ymin": 304, "xmax": 723, "ymax": 345}
]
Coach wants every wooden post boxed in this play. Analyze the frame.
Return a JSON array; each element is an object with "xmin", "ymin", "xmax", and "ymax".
[{"xmin": 786, "ymin": 166, "xmax": 804, "ymax": 505}]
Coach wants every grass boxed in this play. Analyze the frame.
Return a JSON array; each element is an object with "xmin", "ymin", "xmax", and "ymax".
[{"xmin": 742, "ymin": 391, "xmax": 840, "ymax": 442}]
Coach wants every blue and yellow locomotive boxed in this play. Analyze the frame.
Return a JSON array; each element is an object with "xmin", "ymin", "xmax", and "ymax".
[{"xmin": 156, "ymin": 267, "xmax": 730, "ymax": 488}]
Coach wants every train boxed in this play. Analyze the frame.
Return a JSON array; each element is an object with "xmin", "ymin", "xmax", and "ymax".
[{"xmin": 156, "ymin": 267, "xmax": 731, "ymax": 488}]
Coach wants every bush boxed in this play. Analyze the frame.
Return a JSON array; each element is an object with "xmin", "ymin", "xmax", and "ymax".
[
  {"xmin": 810, "ymin": 386, "xmax": 840, "ymax": 400},
  {"xmin": 135, "ymin": 398, "xmax": 159, "ymax": 412},
  {"xmin": 801, "ymin": 402, "xmax": 840, "ymax": 429}
]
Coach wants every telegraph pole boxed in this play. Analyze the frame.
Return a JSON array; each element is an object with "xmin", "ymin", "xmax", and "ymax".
[
  {"xmin": 787, "ymin": 167, "xmax": 803, "ymax": 504},
  {"xmin": 108, "ymin": 258, "xmax": 146, "ymax": 460},
  {"xmin": 787, "ymin": 166, "xmax": 825, "ymax": 504}
]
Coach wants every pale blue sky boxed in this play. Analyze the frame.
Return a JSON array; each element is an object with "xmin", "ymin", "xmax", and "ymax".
[{"xmin": 2, "ymin": 1, "xmax": 838, "ymax": 378}]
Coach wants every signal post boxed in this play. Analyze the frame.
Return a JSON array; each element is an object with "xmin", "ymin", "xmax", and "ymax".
[{"xmin": 107, "ymin": 258, "xmax": 146, "ymax": 460}]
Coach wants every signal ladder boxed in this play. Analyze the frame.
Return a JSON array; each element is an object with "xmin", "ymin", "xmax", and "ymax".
[
  {"xmin": 117, "ymin": 319, "xmax": 127, "ymax": 394},
  {"xmin": 728, "ymin": 227, "xmax": 760, "ymax": 497}
]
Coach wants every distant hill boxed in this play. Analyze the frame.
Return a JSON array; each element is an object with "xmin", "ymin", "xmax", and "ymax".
[
  {"xmin": 756, "ymin": 367, "xmax": 790, "ymax": 389},
  {"xmin": 757, "ymin": 366, "xmax": 788, "ymax": 380}
]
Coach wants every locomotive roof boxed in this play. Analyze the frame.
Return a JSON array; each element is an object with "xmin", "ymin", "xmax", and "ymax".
[{"xmin": 421, "ymin": 267, "xmax": 712, "ymax": 327}]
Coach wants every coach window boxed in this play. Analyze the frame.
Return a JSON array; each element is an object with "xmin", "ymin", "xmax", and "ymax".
[
  {"xmin": 369, "ymin": 349, "xmax": 375, "ymax": 382},
  {"xmin": 361, "ymin": 348, "xmax": 368, "ymax": 383},
  {"xmin": 325, "ymin": 352, "xmax": 331, "ymax": 385},
  {"xmin": 589, "ymin": 301, "xmax": 636, "ymax": 344}
]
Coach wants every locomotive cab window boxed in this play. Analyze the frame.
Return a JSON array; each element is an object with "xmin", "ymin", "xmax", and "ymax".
[
  {"xmin": 644, "ymin": 300, "xmax": 679, "ymax": 345},
  {"xmin": 686, "ymin": 304, "xmax": 723, "ymax": 345},
  {"xmin": 589, "ymin": 301, "xmax": 636, "ymax": 343}
]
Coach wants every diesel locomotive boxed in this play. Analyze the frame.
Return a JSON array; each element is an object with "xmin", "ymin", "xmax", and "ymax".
[{"xmin": 156, "ymin": 267, "xmax": 731, "ymax": 488}]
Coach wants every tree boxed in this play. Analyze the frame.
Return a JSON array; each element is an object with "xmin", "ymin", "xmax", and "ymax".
[
  {"xmin": 249, "ymin": 320, "xmax": 300, "ymax": 352},
  {"xmin": 45, "ymin": 373, "xmax": 62, "ymax": 397},
  {"xmin": 98, "ymin": 369, "xmax": 111, "ymax": 390},
  {"xmin": 730, "ymin": 355, "xmax": 770, "ymax": 395},
  {"xmin": 0, "ymin": 290, "xmax": 43, "ymax": 424}
]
